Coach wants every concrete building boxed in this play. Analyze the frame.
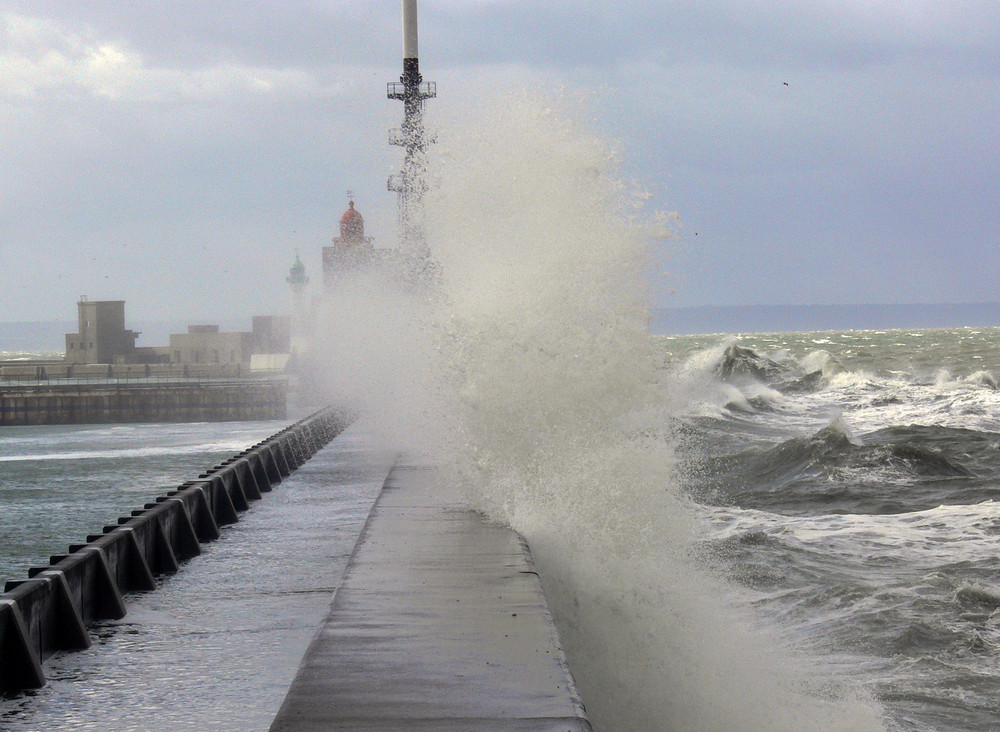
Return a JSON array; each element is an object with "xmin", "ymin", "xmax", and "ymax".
[
  {"xmin": 167, "ymin": 317, "xmax": 290, "ymax": 372},
  {"xmin": 249, "ymin": 315, "xmax": 293, "ymax": 373},
  {"xmin": 53, "ymin": 294, "xmax": 295, "ymax": 375},
  {"xmin": 251, "ymin": 315, "xmax": 291, "ymax": 355},
  {"xmin": 65, "ymin": 300, "xmax": 139, "ymax": 365},
  {"xmin": 169, "ymin": 325, "xmax": 252, "ymax": 367}
]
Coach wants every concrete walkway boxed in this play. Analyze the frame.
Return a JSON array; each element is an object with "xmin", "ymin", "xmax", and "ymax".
[{"xmin": 270, "ymin": 460, "xmax": 592, "ymax": 731}]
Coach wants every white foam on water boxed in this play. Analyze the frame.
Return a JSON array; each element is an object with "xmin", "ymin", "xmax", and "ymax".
[
  {"xmin": 0, "ymin": 444, "xmax": 251, "ymax": 463},
  {"xmin": 0, "ymin": 422, "xmax": 277, "ymax": 463},
  {"xmin": 707, "ymin": 500, "xmax": 1000, "ymax": 572}
]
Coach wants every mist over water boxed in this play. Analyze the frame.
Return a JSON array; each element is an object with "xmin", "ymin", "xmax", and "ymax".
[{"xmin": 311, "ymin": 89, "xmax": 886, "ymax": 731}]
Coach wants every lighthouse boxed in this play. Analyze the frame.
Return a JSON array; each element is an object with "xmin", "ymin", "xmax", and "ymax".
[
  {"xmin": 286, "ymin": 253, "xmax": 310, "ymax": 357},
  {"xmin": 387, "ymin": 0, "xmax": 435, "ymax": 255},
  {"xmin": 322, "ymin": 196, "xmax": 376, "ymax": 285}
]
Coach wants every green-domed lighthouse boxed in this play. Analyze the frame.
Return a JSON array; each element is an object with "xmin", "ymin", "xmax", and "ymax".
[{"xmin": 286, "ymin": 253, "xmax": 310, "ymax": 357}]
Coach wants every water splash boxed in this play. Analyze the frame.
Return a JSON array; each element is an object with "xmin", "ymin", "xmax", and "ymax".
[{"xmin": 314, "ymin": 87, "xmax": 887, "ymax": 731}]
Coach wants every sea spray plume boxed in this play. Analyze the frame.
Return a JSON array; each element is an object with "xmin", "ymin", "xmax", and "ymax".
[
  {"xmin": 424, "ymin": 89, "xmax": 664, "ymax": 531},
  {"xmin": 308, "ymin": 266, "xmax": 444, "ymax": 454},
  {"xmin": 423, "ymin": 89, "xmax": 887, "ymax": 731}
]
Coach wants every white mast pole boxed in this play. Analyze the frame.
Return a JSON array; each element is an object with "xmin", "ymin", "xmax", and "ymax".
[{"xmin": 402, "ymin": 0, "xmax": 418, "ymax": 60}]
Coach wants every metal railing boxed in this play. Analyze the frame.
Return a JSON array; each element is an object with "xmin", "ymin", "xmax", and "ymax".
[{"xmin": 386, "ymin": 81, "xmax": 436, "ymax": 100}]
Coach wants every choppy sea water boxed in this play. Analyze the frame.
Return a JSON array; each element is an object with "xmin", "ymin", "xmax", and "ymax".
[{"xmin": 667, "ymin": 326, "xmax": 1000, "ymax": 732}]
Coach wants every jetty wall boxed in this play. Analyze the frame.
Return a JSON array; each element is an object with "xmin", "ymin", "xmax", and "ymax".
[
  {"xmin": 0, "ymin": 381, "xmax": 287, "ymax": 426},
  {"xmin": 270, "ymin": 462, "xmax": 593, "ymax": 731},
  {"xmin": 0, "ymin": 406, "xmax": 349, "ymax": 692},
  {"xmin": 0, "ymin": 362, "xmax": 251, "ymax": 381}
]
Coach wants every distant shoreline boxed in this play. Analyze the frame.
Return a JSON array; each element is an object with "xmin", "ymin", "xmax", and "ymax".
[
  {"xmin": 2, "ymin": 304, "xmax": 999, "ymax": 352},
  {"xmin": 651, "ymin": 302, "xmax": 1000, "ymax": 335}
]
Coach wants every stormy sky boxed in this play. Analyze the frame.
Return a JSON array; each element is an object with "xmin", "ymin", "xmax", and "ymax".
[{"xmin": 2, "ymin": 1, "xmax": 998, "ymax": 325}]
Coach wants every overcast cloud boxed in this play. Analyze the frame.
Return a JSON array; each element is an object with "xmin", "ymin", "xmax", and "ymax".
[{"xmin": 1, "ymin": 1, "xmax": 997, "ymax": 324}]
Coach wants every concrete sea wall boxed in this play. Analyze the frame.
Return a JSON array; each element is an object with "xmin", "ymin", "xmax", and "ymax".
[
  {"xmin": 0, "ymin": 407, "xmax": 350, "ymax": 693},
  {"xmin": 0, "ymin": 362, "xmax": 251, "ymax": 381},
  {"xmin": 0, "ymin": 381, "xmax": 287, "ymax": 426}
]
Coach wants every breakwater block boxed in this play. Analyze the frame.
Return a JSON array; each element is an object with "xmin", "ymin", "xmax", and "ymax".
[
  {"xmin": 270, "ymin": 463, "xmax": 592, "ymax": 731},
  {"xmin": 0, "ymin": 600, "xmax": 45, "ymax": 690}
]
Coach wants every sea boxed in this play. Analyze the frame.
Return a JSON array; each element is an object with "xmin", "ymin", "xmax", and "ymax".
[
  {"xmin": 665, "ymin": 326, "xmax": 1000, "ymax": 732},
  {"xmin": 5, "ymin": 90, "xmax": 999, "ymax": 731},
  {"xmin": 0, "ymin": 421, "xmax": 280, "ymax": 585}
]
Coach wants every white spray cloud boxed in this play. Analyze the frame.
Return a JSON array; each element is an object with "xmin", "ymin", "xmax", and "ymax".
[{"xmin": 303, "ymin": 85, "xmax": 887, "ymax": 730}]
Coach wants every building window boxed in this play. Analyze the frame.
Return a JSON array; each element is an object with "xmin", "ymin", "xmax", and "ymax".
[{"xmin": 174, "ymin": 350, "xmax": 181, "ymax": 362}]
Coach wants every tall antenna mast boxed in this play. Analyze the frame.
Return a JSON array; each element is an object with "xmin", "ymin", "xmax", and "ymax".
[{"xmin": 387, "ymin": 0, "xmax": 435, "ymax": 255}]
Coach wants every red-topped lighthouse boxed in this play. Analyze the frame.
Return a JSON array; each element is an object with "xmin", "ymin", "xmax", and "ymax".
[
  {"xmin": 339, "ymin": 200, "xmax": 365, "ymax": 242},
  {"xmin": 323, "ymin": 197, "xmax": 376, "ymax": 284}
]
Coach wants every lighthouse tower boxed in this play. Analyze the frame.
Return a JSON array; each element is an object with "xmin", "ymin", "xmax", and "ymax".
[
  {"xmin": 339, "ymin": 200, "xmax": 365, "ymax": 243},
  {"xmin": 287, "ymin": 253, "xmax": 309, "ymax": 297},
  {"xmin": 286, "ymin": 253, "xmax": 310, "ymax": 357},
  {"xmin": 322, "ymin": 196, "xmax": 375, "ymax": 285}
]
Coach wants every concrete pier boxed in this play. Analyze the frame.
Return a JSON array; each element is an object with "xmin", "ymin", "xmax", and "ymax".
[
  {"xmin": 1, "ymin": 415, "xmax": 591, "ymax": 729},
  {"xmin": 270, "ymin": 462, "xmax": 592, "ymax": 732}
]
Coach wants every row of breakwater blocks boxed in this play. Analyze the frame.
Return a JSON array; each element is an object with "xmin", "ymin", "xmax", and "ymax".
[{"xmin": 0, "ymin": 406, "xmax": 350, "ymax": 693}]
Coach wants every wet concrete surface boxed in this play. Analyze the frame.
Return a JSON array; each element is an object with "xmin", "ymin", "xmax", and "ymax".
[{"xmin": 270, "ymin": 460, "xmax": 591, "ymax": 731}]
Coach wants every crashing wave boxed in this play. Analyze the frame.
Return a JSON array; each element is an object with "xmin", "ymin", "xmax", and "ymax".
[
  {"xmin": 801, "ymin": 349, "xmax": 845, "ymax": 379},
  {"xmin": 965, "ymin": 371, "xmax": 998, "ymax": 390},
  {"xmin": 715, "ymin": 343, "xmax": 787, "ymax": 382},
  {"xmin": 713, "ymin": 343, "xmax": 847, "ymax": 396}
]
